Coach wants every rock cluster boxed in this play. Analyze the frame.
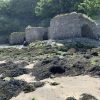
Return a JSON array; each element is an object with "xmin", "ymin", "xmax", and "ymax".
[
  {"xmin": 0, "ymin": 61, "xmax": 29, "ymax": 78},
  {"xmin": 0, "ymin": 79, "xmax": 45, "ymax": 100},
  {"xmin": 32, "ymin": 56, "xmax": 100, "ymax": 80},
  {"xmin": 0, "ymin": 61, "xmax": 45, "ymax": 100},
  {"xmin": 66, "ymin": 93, "xmax": 98, "ymax": 100}
]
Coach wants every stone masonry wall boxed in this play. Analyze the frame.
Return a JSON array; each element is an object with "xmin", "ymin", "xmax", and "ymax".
[
  {"xmin": 49, "ymin": 12, "xmax": 98, "ymax": 40},
  {"xmin": 9, "ymin": 32, "xmax": 25, "ymax": 45},
  {"xmin": 25, "ymin": 27, "xmax": 48, "ymax": 43}
]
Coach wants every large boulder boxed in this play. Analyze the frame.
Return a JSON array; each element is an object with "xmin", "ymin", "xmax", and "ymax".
[
  {"xmin": 49, "ymin": 12, "xmax": 98, "ymax": 40},
  {"xmin": 9, "ymin": 32, "xmax": 25, "ymax": 45},
  {"xmin": 25, "ymin": 26, "xmax": 48, "ymax": 43}
]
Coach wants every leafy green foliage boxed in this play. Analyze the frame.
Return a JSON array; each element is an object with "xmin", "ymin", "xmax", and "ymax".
[
  {"xmin": 0, "ymin": 0, "xmax": 9, "ymax": 13},
  {"xmin": 0, "ymin": 16, "xmax": 21, "ymax": 35},
  {"xmin": 78, "ymin": 0, "xmax": 100, "ymax": 16},
  {"xmin": 35, "ymin": 0, "xmax": 83, "ymax": 18},
  {"xmin": 8, "ymin": 0, "xmax": 37, "ymax": 19},
  {"xmin": 0, "ymin": 0, "xmax": 37, "ymax": 36},
  {"xmin": 32, "ymin": 97, "xmax": 35, "ymax": 100}
]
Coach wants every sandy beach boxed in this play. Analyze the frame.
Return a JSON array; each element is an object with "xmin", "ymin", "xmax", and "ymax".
[{"xmin": 11, "ymin": 75, "xmax": 100, "ymax": 100}]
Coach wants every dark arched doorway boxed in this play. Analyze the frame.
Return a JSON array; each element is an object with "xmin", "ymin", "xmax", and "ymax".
[
  {"xmin": 81, "ymin": 24, "xmax": 93, "ymax": 38},
  {"xmin": 43, "ymin": 32, "xmax": 48, "ymax": 40}
]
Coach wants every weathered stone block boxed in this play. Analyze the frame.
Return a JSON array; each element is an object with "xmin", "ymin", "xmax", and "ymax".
[
  {"xmin": 25, "ymin": 26, "xmax": 48, "ymax": 43},
  {"xmin": 49, "ymin": 12, "xmax": 98, "ymax": 40},
  {"xmin": 9, "ymin": 32, "xmax": 25, "ymax": 45}
]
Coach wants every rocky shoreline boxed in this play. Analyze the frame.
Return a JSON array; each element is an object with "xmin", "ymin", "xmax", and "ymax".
[{"xmin": 0, "ymin": 39, "xmax": 100, "ymax": 100}]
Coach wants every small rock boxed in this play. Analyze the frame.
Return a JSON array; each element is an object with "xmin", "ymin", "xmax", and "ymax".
[
  {"xmin": 91, "ymin": 52, "xmax": 98, "ymax": 56},
  {"xmin": 34, "ymin": 81, "xmax": 45, "ymax": 88},
  {"xmin": 66, "ymin": 97, "xmax": 76, "ymax": 100},
  {"xmin": 50, "ymin": 75, "xmax": 55, "ymax": 78},
  {"xmin": 3, "ymin": 77, "xmax": 12, "ymax": 81},
  {"xmin": 66, "ymin": 48, "xmax": 76, "ymax": 55},
  {"xmin": 84, "ymin": 54, "xmax": 91, "ymax": 59},
  {"xmin": 23, "ymin": 83, "xmax": 35, "ymax": 93},
  {"xmin": 50, "ymin": 82, "xmax": 60, "ymax": 86}
]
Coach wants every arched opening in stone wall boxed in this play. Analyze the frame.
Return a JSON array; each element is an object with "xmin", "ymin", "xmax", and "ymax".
[
  {"xmin": 43, "ymin": 32, "xmax": 48, "ymax": 40},
  {"xmin": 81, "ymin": 24, "xmax": 93, "ymax": 38}
]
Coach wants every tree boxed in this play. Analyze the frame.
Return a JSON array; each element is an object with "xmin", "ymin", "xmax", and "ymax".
[
  {"xmin": 0, "ymin": 0, "xmax": 9, "ymax": 14},
  {"xmin": 0, "ymin": 16, "xmax": 21, "ymax": 35},
  {"xmin": 8, "ymin": 0, "xmax": 37, "ymax": 19},
  {"xmin": 35, "ymin": 0, "xmax": 83, "ymax": 18},
  {"xmin": 0, "ymin": 0, "xmax": 38, "ymax": 36},
  {"xmin": 78, "ymin": 0, "xmax": 100, "ymax": 16}
]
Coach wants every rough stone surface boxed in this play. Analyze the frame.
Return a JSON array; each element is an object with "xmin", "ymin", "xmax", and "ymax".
[
  {"xmin": 96, "ymin": 24, "xmax": 100, "ymax": 39},
  {"xmin": 49, "ymin": 12, "xmax": 98, "ymax": 40},
  {"xmin": 9, "ymin": 32, "xmax": 25, "ymax": 45},
  {"xmin": 25, "ymin": 26, "xmax": 48, "ymax": 43}
]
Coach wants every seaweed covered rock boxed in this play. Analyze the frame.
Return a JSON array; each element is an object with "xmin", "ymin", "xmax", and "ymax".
[
  {"xmin": 89, "ymin": 66, "xmax": 100, "ymax": 77},
  {"xmin": 79, "ymin": 93, "xmax": 98, "ymax": 100},
  {"xmin": 0, "ymin": 79, "xmax": 45, "ymax": 100},
  {"xmin": 0, "ymin": 61, "xmax": 29, "ymax": 78},
  {"xmin": 32, "ymin": 55, "xmax": 100, "ymax": 80},
  {"xmin": 32, "ymin": 56, "xmax": 92, "ymax": 80},
  {"xmin": 0, "ymin": 79, "xmax": 27, "ymax": 100},
  {"xmin": 66, "ymin": 97, "xmax": 77, "ymax": 100},
  {"xmin": 32, "ymin": 57, "xmax": 68, "ymax": 80}
]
